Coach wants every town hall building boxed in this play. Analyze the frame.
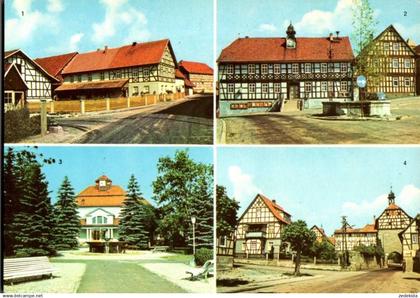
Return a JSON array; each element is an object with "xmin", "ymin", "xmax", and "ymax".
[
  {"xmin": 217, "ymin": 23, "xmax": 355, "ymax": 116},
  {"xmin": 235, "ymin": 193, "xmax": 291, "ymax": 259}
]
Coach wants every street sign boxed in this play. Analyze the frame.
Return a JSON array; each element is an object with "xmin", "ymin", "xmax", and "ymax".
[{"xmin": 357, "ymin": 75, "xmax": 367, "ymax": 88}]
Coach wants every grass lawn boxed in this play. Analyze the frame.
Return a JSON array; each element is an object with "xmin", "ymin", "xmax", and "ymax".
[
  {"xmin": 162, "ymin": 254, "xmax": 194, "ymax": 264},
  {"xmin": 4, "ymin": 263, "xmax": 86, "ymax": 293}
]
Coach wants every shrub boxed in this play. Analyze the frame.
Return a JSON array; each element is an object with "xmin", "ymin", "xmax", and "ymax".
[
  {"xmin": 194, "ymin": 247, "xmax": 213, "ymax": 266},
  {"xmin": 4, "ymin": 108, "xmax": 41, "ymax": 142},
  {"xmin": 15, "ymin": 248, "xmax": 51, "ymax": 258}
]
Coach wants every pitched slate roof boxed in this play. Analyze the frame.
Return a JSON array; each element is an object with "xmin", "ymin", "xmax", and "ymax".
[
  {"xmin": 218, "ymin": 36, "xmax": 354, "ymax": 63},
  {"xmin": 62, "ymin": 39, "xmax": 175, "ymax": 74},
  {"xmin": 35, "ymin": 52, "xmax": 78, "ymax": 81},
  {"xmin": 179, "ymin": 60, "xmax": 213, "ymax": 75}
]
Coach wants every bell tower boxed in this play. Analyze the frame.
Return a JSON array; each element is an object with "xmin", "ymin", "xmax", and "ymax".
[
  {"xmin": 388, "ymin": 188, "xmax": 395, "ymax": 205},
  {"xmin": 286, "ymin": 22, "xmax": 296, "ymax": 49}
]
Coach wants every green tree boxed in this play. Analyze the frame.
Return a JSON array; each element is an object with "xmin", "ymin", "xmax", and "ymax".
[
  {"xmin": 281, "ymin": 220, "xmax": 316, "ymax": 276},
  {"xmin": 53, "ymin": 176, "xmax": 81, "ymax": 250},
  {"xmin": 153, "ymin": 150, "xmax": 213, "ymax": 248},
  {"xmin": 310, "ymin": 239, "xmax": 336, "ymax": 263},
  {"xmin": 216, "ymin": 185, "xmax": 239, "ymax": 238},
  {"xmin": 118, "ymin": 175, "xmax": 150, "ymax": 249},
  {"xmin": 351, "ymin": 0, "xmax": 381, "ymax": 93}
]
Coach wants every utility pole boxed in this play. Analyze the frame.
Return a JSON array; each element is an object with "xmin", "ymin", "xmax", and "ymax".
[{"xmin": 342, "ymin": 216, "xmax": 349, "ymax": 268}]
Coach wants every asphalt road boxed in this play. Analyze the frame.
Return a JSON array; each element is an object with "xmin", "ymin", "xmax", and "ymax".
[
  {"xmin": 59, "ymin": 95, "xmax": 213, "ymax": 144},
  {"xmin": 247, "ymin": 268, "xmax": 419, "ymax": 293},
  {"xmin": 218, "ymin": 96, "xmax": 420, "ymax": 144}
]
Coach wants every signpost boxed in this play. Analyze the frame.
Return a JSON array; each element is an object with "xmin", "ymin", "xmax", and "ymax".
[{"xmin": 357, "ymin": 75, "xmax": 367, "ymax": 101}]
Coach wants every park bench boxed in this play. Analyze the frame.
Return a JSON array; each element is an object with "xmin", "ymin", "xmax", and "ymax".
[
  {"xmin": 4, "ymin": 256, "xmax": 56, "ymax": 285},
  {"xmin": 185, "ymin": 260, "xmax": 214, "ymax": 281},
  {"xmin": 152, "ymin": 246, "xmax": 169, "ymax": 253}
]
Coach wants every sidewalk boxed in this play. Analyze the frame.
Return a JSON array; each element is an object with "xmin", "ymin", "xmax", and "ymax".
[{"xmin": 141, "ymin": 262, "xmax": 215, "ymax": 293}]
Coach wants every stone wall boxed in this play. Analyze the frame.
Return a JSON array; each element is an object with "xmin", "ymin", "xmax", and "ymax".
[
  {"xmin": 378, "ymin": 229, "xmax": 404, "ymax": 258},
  {"xmin": 217, "ymin": 255, "xmax": 234, "ymax": 271},
  {"xmin": 349, "ymin": 251, "xmax": 381, "ymax": 271}
]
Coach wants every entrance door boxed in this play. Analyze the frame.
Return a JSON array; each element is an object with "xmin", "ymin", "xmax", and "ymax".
[
  {"xmin": 92, "ymin": 230, "xmax": 101, "ymax": 240},
  {"xmin": 289, "ymin": 84, "xmax": 299, "ymax": 99}
]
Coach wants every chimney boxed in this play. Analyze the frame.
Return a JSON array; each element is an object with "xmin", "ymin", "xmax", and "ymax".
[
  {"xmin": 336, "ymin": 31, "xmax": 340, "ymax": 38},
  {"xmin": 103, "ymin": 45, "xmax": 108, "ymax": 53},
  {"xmin": 132, "ymin": 41, "xmax": 137, "ymax": 46},
  {"xmin": 245, "ymin": 36, "xmax": 249, "ymax": 39},
  {"xmin": 329, "ymin": 33, "xmax": 334, "ymax": 41},
  {"xmin": 272, "ymin": 199, "xmax": 276, "ymax": 204},
  {"xmin": 97, "ymin": 48, "xmax": 100, "ymax": 52}
]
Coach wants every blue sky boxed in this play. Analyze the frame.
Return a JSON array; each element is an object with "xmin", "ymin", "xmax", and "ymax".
[
  {"xmin": 217, "ymin": 0, "xmax": 420, "ymax": 52},
  {"xmin": 5, "ymin": 0, "xmax": 213, "ymax": 65},
  {"xmin": 5, "ymin": 145, "xmax": 213, "ymax": 207},
  {"xmin": 217, "ymin": 147, "xmax": 420, "ymax": 236}
]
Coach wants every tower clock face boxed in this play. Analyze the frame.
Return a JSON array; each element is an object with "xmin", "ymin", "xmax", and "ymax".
[{"xmin": 287, "ymin": 39, "xmax": 295, "ymax": 48}]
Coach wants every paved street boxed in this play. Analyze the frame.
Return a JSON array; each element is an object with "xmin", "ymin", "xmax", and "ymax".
[
  {"xmin": 218, "ymin": 96, "xmax": 420, "ymax": 144},
  {"xmin": 21, "ymin": 95, "xmax": 213, "ymax": 144}
]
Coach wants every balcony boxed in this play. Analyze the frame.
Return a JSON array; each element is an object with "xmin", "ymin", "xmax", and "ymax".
[{"xmin": 245, "ymin": 231, "xmax": 266, "ymax": 238}]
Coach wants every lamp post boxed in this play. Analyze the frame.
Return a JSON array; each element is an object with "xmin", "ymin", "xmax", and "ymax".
[{"xmin": 191, "ymin": 216, "xmax": 196, "ymax": 255}]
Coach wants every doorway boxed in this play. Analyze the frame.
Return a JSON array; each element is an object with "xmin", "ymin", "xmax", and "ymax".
[{"xmin": 289, "ymin": 83, "xmax": 299, "ymax": 100}]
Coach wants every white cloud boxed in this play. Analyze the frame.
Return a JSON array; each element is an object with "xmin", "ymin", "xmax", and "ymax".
[
  {"xmin": 228, "ymin": 166, "xmax": 261, "ymax": 208},
  {"xmin": 92, "ymin": 0, "xmax": 150, "ymax": 45},
  {"xmin": 258, "ymin": 23, "xmax": 278, "ymax": 33},
  {"xmin": 69, "ymin": 33, "xmax": 84, "ymax": 51},
  {"xmin": 342, "ymin": 184, "xmax": 420, "ymax": 225},
  {"xmin": 13, "ymin": 0, "xmax": 32, "ymax": 14},
  {"xmin": 47, "ymin": 0, "xmax": 63, "ymax": 13},
  {"xmin": 292, "ymin": 0, "xmax": 357, "ymax": 36},
  {"xmin": 393, "ymin": 23, "xmax": 420, "ymax": 44}
]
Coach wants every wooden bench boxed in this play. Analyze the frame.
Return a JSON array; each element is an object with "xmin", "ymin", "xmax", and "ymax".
[
  {"xmin": 4, "ymin": 256, "xmax": 56, "ymax": 285},
  {"xmin": 152, "ymin": 246, "xmax": 169, "ymax": 253}
]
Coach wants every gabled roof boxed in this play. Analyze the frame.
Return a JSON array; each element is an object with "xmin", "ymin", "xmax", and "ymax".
[
  {"xmin": 398, "ymin": 214, "xmax": 420, "ymax": 241},
  {"xmin": 239, "ymin": 193, "xmax": 291, "ymax": 225},
  {"xmin": 62, "ymin": 39, "xmax": 177, "ymax": 74},
  {"xmin": 4, "ymin": 49, "xmax": 60, "ymax": 82},
  {"xmin": 311, "ymin": 225, "xmax": 327, "ymax": 237},
  {"xmin": 85, "ymin": 207, "xmax": 115, "ymax": 217},
  {"xmin": 4, "ymin": 62, "xmax": 29, "ymax": 89},
  {"xmin": 175, "ymin": 69, "xmax": 186, "ymax": 79},
  {"xmin": 334, "ymin": 223, "xmax": 377, "ymax": 234},
  {"xmin": 179, "ymin": 60, "xmax": 213, "ymax": 75},
  {"xmin": 218, "ymin": 36, "xmax": 354, "ymax": 63},
  {"xmin": 35, "ymin": 52, "xmax": 78, "ymax": 81},
  {"xmin": 367, "ymin": 24, "xmax": 416, "ymax": 56}
]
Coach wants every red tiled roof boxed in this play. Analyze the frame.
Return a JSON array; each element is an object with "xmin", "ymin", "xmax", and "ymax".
[
  {"xmin": 386, "ymin": 203, "xmax": 403, "ymax": 210},
  {"xmin": 35, "ymin": 52, "xmax": 78, "ymax": 81},
  {"xmin": 76, "ymin": 185, "xmax": 126, "ymax": 207},
  {"xmin": 55, "ymin": 79, "xmax": 128, "ymax": 91},
  {"xmin": 259, "ymin": 193, "xmax": 290, "ymax": 224},
  {"xmin": 184, "ymin": 78, "xmax": 194, "ymax": 88},
  {"xmin": 328, "ymin": 236, "xmax": 336, "ymax": 245},
  {"xmin": 334, "ymin": 223, "xmax": 377, "ymax": 234},
  {"xmin": 62, "ymin": 39, "xmax": 173, "ymax": 74},
  {"xmin": 218, "ymin": 37, "xmax": 354, "ymax": 63},
  {"xmin": 179, "ymin": 60, "xmax": 213, "ymax": 75},
  {"xmin": 175, "ymin": 69, "xmax": 186, "ymax": 79}
]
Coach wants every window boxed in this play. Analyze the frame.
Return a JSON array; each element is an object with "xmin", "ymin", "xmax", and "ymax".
[
  {"xmin": 393, "ymin": 43, "xmax": 400, "ymax": 51},
  {"xmin": 262, "ymin": 83, "xmax": 269, "ymax": 93},
  {"xmin": 115, "ymin": 70, "xmax": 122, "ymax": 78},
  {"xmin": 248, "ymin": 64, "xmax": 256, "ymax": 74},
  {"xmin": 274, "ymin": 64, "xmax": 280, "ymax": 74},
  {"xmin": 383, "ymin": 42, "xmax": 390, "ymax": 51},
  {"xmin": 321, "ymin": 63, "xmax": 327, "ymax": 73},
  {"xmin": 133, "ymin": 86, "xmax": 139, "ymax": 96},
  {"xmin": 92, "ymin": 216, "xmax": 108, "ymax": 225},
  {"xmin": 227, "ymin": 83, "xmax": 235, "ymax": 93},
  {"xmin": 393, "ymin": 77, "xmax": 399, "ymax": 86},
  {"xmin": 5, "ymin": 92, "xmax": 13, "ymax": 105},
  {"xmin": 305, "ymin": 63, "xmax": 311, "ymax": 73},
  {"xmin": 292, "ymin": 63, "xmax": 299, "ymax": 74},
  {"xmin": 77, "ymin": 75, "xmax": 82, "ymax": 82},
  {"xmin": 341, "ymin": 81, "xmax": 348, "ymax": 92},
  {"xmin": 404, "ymin": 59, "xmax": 411, "ymax": 68},
  {"xmin": 250, "ymin": 240, "xmax": 257, "ymax": 250},
  {"xmin": 341, "ymin": 63, "xmax": 348, "ymax": 73},
  {"xmin": 88, "ymin": 74, "xmax": 92, "ymax": 81},
  {"xmin": 143, "ymin": 68, "xmax": 149, "ymax": 77},
  {"xmin": 328, "ymin": 81, "xmax": 334, "ymax": 92},
  {"xmin": 392, "ymin": 59, "xmax": 399, "ymax": 68},
  {"xmin": 70, "ymin": 76, "xmax": 74, "ymax": 83},
  {"xmin": 99, "ymin": 180, "xmax": 106, "ymax": 187},
  {"xmin": 249, "ymin": 83, "xmax": 256, "ymax": 93},
  {"xmin": 261, "ymin": 64, "xmax": 268, "ymax": 74},
  {"xmin": 143, "ymin": 86, "xmax": 150, "ymax": 94},
  {"xmin": 132, "ymin": 69, "xmax": 138, "ymax": 78},
  {"xmin": 274, "ymin": 83, "xmax": 281, "ymax": 94},
  {"xmin": 321, "ymin": 81, "xmax": 328, "ymax": 91},
  {"xmin": 412, "ymin": 234, "xmax": 419, "ymax": 244},
  {"xmin": 305, "ymin": 82, "xmax": 312, "ymax": 92},
  {"xmin": 226, "ymin": 64, "xmax": 234, "ymax": 74},
  {"xmin": 268, "ymin": 224, "xmax": 274, "ymax": 234},
  {"xmin": 404, "ymin": 77, "xmax": 410, "ymax": 86},
  {"xmin": 100, "ymin": 72, "xmax": 105, "ymax": 80}
]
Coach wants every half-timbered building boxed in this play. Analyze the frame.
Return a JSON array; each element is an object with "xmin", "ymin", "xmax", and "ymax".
[
  {"xmin": 311, "ymin": 225, "xmax": 334, "ymax": 245},
  {"xmin": 235, "ymin": 193, "xmax": 291, "ymax": 259},
  {"xmin": 4, "ymin": 49, "xmax": 59, "ymax": 102},
  {"xmin": 375, "ymin": 190, "xmax": 412, "ymax": 260},
  {"xmin": 217, "ymin": 24, "xmax": 354, "ymax": 116},
  {"xmin": 217, "ymin": 234, "xmax": 235, "ymax": 270},
  {"xmin": 4, "ymin": 62, "xmax": 28, "ymax": 111},
  {"xmin": 399, "ymin": 214, "xmax": 420, "ymax": 272},
  {"xmin": 179, "ymin": 60, "xmax": 214, "ymax": 93},
  {"xmin": 360, "ymin": 25, "xmax": 416, "ymax": 97},
  {"xmin": 76, "ymin": 175, "xmax": 150, "ymax": 243},
  {"xmin": 415, "ymin": 45, "xmax": 420, "ymax": 96},
  {"xmin": 334, "ymin": 223, "xmax": 378, "ymax": 252},
  {"xmin": 55, "ymin": 39, "xmax": 178, "ymax": 99}
]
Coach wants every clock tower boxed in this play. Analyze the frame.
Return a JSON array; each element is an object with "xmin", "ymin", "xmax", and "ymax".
[{"xmin": 286, "ymin": 23, "xmax": 296, "ymax": 49}]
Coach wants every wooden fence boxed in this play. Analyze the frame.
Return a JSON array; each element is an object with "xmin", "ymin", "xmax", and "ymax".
[{"xmin": 27, "ymin": 92, "xmax": 185, "ymax": 114}]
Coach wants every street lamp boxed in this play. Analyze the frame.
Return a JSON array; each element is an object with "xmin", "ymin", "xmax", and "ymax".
[{"xmin": 191, "ymin": 216, "xmax": 196, "ymax": 255}]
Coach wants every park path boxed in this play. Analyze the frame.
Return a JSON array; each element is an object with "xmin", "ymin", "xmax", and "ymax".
[{"xmin": 54, "ymin": 259, "xmax": 186, "ymax": 293}]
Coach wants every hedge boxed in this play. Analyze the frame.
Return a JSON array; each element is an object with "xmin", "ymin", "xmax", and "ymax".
[
  {"xmin": 194, "ymin": 247, "xmax": 213, "ymax": 266},
  {"xmin": 4, "ymin": 108, "xmax": 41, "ymax": 143}
]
